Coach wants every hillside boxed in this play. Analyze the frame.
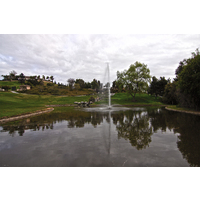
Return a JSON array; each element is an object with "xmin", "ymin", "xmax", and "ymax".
[
  {"xmin": 0, "ymin": 80, "xmax": 95, "ymax": 96},
  {"xmin": 0, "ymin": 80, "xmax": 21, "ymax": 89}
]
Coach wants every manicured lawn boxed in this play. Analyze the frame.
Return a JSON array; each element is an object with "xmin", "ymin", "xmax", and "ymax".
[
  {"xmin": 0, "ymin": 92, "xmax": 43, "ymax": 118},
  {"xmin": 0, "ymin": 92, "xmax": 94, "ymax": 118},
  {"xmin": 0, "ymin": 91, "xmax": 164, "ymax": 119},
  {"xmin": 110, "ymin": 93, "xmax": 164, "ymax": 106}
]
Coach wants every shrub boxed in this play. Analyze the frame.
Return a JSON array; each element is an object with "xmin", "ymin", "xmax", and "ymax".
[
  {"xmin": 2, "ymin": 85, "xmax": 11, "ymax": 91},
  {"xmin": 89, "ymin": 96, "xmax": 95, "ymax": 102}
]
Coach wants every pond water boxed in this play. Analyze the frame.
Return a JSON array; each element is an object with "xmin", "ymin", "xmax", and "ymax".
[{"xmin": 0, "ymin": 107, "xmax": 200, "ymax": 167}]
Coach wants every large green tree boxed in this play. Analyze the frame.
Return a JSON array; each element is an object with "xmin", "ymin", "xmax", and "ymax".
[
  {"xmin": 117, "ymin": 61, "xmax": 151, "ymax": 101},
  {"xmin": 91, "ymin": 79, "xmax": 101, "ymax": 92},
  {"xmin": 177, "ymin": 48, "xmax": 200, "ymax": 109},
  {"xmin": 162, "ymin": 81, "xmax": 178, "ymax": 105},
  {"xmin": 75, "ymin": 79, "xmax": 85, "ymax": 90},
  {"xmin": 148, "ymin": 76, "xmax": 169, "ymax": 97},
  {"xmin": 18, "ymin": 73, "xmax": 25, "ymax": 84}
]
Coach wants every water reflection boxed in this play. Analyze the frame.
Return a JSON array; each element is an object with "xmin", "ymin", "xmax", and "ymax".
[
  {"xmin": 116, "ymin": 111, "xmax": 153, "ymax": 150},
  {"xmin": 1, "ymin": 107, "xmax": 200, "ymax": 166}
]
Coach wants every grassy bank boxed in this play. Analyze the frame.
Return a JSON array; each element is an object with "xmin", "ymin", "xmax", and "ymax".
[
  {"xmin": 0, "ymin": 92, "xmax": 165, "ymax": 119},
  {"xmin": 166, "ymin": 105, "xmax": 200, "ymax": 115},
  {"xmin": 0, "ymin": 80, "xmax": 95, "ymax": 96},
  {"xmin": 101, "ymin": 93, "xmax": 164, "ymax": 106},
  {"xmin": 0, "ymin": 80, "xmax": 21, "ymax": 89},
  {"xmin": 0, "ymin": 92, "xmax": 94, "ymax": 119}
]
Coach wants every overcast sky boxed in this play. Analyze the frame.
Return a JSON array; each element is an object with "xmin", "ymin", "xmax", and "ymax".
[
  {"xmin": 0, "ymin": 34, "xmax": 199, "ymax": 84},
  {"xmin": 1, "ymin": 1, "xmax": 199, "ymax": 85}
]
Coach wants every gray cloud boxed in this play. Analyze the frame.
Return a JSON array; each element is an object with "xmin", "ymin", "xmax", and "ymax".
[{"xmin": 0, "ymin": 34, "xmax": 199, "ymax": 84}]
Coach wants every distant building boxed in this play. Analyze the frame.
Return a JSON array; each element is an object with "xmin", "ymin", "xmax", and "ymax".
[{"xmin": 18, "ymin": 85, "xmax": 31, "ymax": 91}]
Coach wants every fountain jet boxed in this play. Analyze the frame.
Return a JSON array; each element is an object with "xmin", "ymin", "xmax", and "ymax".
[{"xmin": 106, "ymin": 62, "xmax": 111, "ymax": 109}]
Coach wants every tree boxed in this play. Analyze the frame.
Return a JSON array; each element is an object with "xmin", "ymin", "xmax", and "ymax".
[
  {"xmin": 2, "ymin": 75, "xmax": 9, "ymax": 81},
  {"xmin": 75, "ymin": 79, "xmax": 85, "ymax": 90},
  {"xmin": 149, "ymin": 76, "xmax": 169, "ymax": 97},
  {"xmin": 162, "ymin": 81, "xmax": 178, "ymax": 105},
  {"xmin": 84, "ymin": 82, "xmax": 91, "ymax": 88},
  {"xmin": 50, "ymin": 76, "xmax": 54, "ymax": 82},
  {"xmin": 27, "ymin": 76, "xmax": 43, "ymax": 86},
  {"xmin": 18, "ymin": 73, "xmax": 25, "ymax": 84},
  {"xmin": 177, "ymin": 48, "xmax": 200, "ymax": 109},
  {"xmin": 74, "ymin": 83, "xmax": 80, "ymax": 90},
  {"xmin": 117, "ymin": 61, "xmax": 151, "ymax": 101},
  {"xmin": 9, "ymin": 70, "xmax": 17, "ymax": 80},
  {"xmin": 148, "ymin": 76, "xmax": 159, "ymax": 96},
  {"xmin": 91, "ymin": 79, "xmax": 100, "ymax": 92},
  {"xmin": 175, "ymin": 60, "xmax": 186, "ymax": 77},
  {"xmin": 1, "ymin": 85, "xmax": 11, "ymax": 91},
  {"xmin": 158, "ymin": 77, "xmax": 169, "ymax": 96},
  {"xmin": 67, "ymin": 78, "xmax": 75, "ymax": 90}
]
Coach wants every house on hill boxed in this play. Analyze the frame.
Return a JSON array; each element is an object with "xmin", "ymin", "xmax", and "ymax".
[{"xmin": 17, "ymin": 85, "xmax": 31, "ymax": 91}]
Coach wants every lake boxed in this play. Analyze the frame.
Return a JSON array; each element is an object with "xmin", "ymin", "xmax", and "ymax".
[{"xmin": 0, "ymin": 106, "xmax": 200, "ymax": 167}]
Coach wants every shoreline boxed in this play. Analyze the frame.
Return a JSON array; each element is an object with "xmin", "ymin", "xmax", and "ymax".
[
  {"xmin": 1, "ymin": 105, "xmax": 199, "ymax": 124},
  {"xmin": 165, "ymin": 107, "xmax": 200, "ymax": 116},
  {"xmin": 0, "ymin": 108, "xmax": 54, "ymax": 123},
  {"xmin": 0, "ymin": 104, "xmax": 164, "ymax": 123}
]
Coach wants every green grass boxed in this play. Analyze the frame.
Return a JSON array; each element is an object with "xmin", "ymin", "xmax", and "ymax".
[
  {"xmin": 110, "ymin": 93, "xmax": 164, "ymax": 106},
  {"xmin": 0, "ymin": 91, "xmax": 164, "ymax": 119},
  {"xmin": 0, "ymin": 92, "xmax": 95, "ymax": 119},
  {"xmin": 0, "ymin": 80, "xmax": 21, "ymax": 89},
  {"xmin": 166, "ymin": 105, "xmax": 199, "ymax": 112}
]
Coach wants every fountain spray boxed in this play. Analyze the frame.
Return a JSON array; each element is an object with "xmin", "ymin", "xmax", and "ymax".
[{"xmin": 107, "ymin": 62, "xmax": 111, "ymax": 109}]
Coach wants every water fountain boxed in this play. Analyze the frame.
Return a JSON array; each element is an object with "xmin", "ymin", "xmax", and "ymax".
[
  {"xmin": 84, "ymin": 63, "xmax": 131, "ymax": 113},
  {"xmin": 106, "ymin": 62, "xmax": 111, "ymax": 109}
]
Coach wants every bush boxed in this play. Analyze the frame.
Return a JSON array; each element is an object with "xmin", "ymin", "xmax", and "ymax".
[
  {"xmin": 47, "ymin": 83, "xmax": 54, "ymax": 86},
  {"xmin": 2, "ymin": 85, "xmax": 11, "ymax": 91},
  {"xmin": 89, "ymin": 96, "xmax": 95, "ymax": 102}
]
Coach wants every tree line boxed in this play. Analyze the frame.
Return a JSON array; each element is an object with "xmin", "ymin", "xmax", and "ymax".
[
  {"xmin": 1, "ymin": 71, "xmax": 103, "ymax": 92},
  {"xmin": 1, "ymin": 48, "xmax": 199, "ymax": 110},
  {"xmin": 162, "ymin": 48, "xmax": 200, "ymax": 110},
  {"xmin": 2, "ymin": 72, "xmax": 54, "ymax": 83},
  {"xmin": 111, "ymin": 48, "xmax": 200, "ymax": 110}
]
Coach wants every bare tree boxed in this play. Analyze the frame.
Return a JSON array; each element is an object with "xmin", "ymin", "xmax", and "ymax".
[
  {"xmin": 67, "ymin": 78, "xmax": 75, "ymax": 90},
  {"xmin": 9, "ymin": 70, "xmax": 17, "ymax": 80}
]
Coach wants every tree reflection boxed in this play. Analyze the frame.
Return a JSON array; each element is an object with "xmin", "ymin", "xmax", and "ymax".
[
  {"xmin": 0, "ymin": 110, "xmax": 106, "ymax": 135},
  {"xmin": 115, "ymin": 110, "xmax": 153, "ymax": 150},
  {"xmin": 148, "ymin": 108, "xmax": 200, "ymax": 167},
  {"xmin": 1, "ymin": 107, "xmax": 200, "ymax": 166},
  {"xmin": 175, "ymin": 115, "xmax": 200, "ymax": 167}
]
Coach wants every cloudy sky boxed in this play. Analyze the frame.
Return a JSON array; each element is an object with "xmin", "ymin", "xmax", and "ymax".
[
  {"xmin": 0, "ymin": 34, "xmax": 199, "ymax": 84},
  {"xmin": 1, "ymin": 1, "xmax": 199, "ymax": 85}
]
